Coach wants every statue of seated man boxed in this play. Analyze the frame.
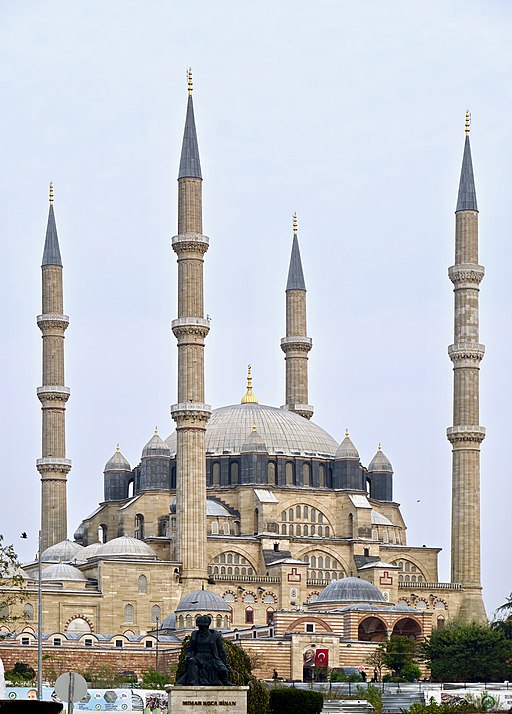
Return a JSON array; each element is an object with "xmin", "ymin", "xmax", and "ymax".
[{"xmin": 177, "ymin": 615, "xmax": 233, "ymax": 686}]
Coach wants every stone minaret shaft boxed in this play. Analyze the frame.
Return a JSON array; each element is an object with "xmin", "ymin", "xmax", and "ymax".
[
  {"xmin": 447, "ymin": 115, "xmax": 486, "ymax": 622},
  {"xmin": 171, "ymin": 72, "xmax": 210, "ymax": 589},
  {"xmin": 281, "ymin": 214, "xmax": 313, "ymax": 419},
  {"xmin": 36, "ymin": 184, "xmax": 71, "ymax": 551}
]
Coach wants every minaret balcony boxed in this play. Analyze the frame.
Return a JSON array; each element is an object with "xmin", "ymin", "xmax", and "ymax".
[
  {"xmin": 37, "ymin": 313, "xmax": 70, "ymax": 330},
  {"xmin": 448, "ymin": 264, "xmax": 485, "ymax": 287},
  {"xmin": 171, "ymin": 402, "xmax": 212, "ymax": 424},
  {"xmin": 171, "ymin": 232, "xmax": 209, "ymax": 254},
  {"xmin": 36, "ymin": 457, "xmax": 72, "ymax": 473},
  {"xmin": 280, "ymin": 336, "xmax": 313, "ymax": 352},
  {"xmin": 37, "ymin": 386, "xmax": 71, "ymax": 403},
  {"xmin": 281, "ymin": 403, "xmax": 314, "ymax": 419},
  {"xmin": 448, "ymin": 343, "xmax": 485, "ymax": 365},
  {"xmin": 171, "ymin": 317, "xmax": 210, "ymax": 339},
  {"xmin": 446, "ymin": 425, "xmax": 486, "ymax": 445}
]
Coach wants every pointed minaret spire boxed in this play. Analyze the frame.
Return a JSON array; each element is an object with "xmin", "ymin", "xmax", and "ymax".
[
  {"xmin": 42, "ymin": 182, "xmax": 62, "ymax": 267},
  {"xmin": 281, "ymin": 213, "xmax": 313, "ymax": 419},
  {"xmin": 241, "ymin": 364, "xmax": 258, "ymax": 404},
  {"xmin": 36, "ymin": 185, "xmax": 71, "ymax": 550},
  {"xmin": 456, "ymin": 110, "xmax": 478, "ymax": 212},
  {"xmin": 171, "ymin": 74, "xmax": 211, "ymax": 591},
  {"xmin": 178, "ymin": 68, "xmax": 202, "ymax": 180},
  {"xmin": 447, "ymin": 113, "xmax": 486, "ymax": 622}
]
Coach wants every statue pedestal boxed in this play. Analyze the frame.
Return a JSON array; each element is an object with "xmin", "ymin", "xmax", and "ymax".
[{"xmin": 167, "ymin": 686, "xmax": 248, "ymax": 714}]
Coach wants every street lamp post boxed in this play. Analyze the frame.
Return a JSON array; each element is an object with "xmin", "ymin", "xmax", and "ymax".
[
  {"xmin": 155, "ymin": 616, "xmax": 159, "ymax": 673},
  {"xmin": 37, "ymin": 530, "xmax": 43, "ymax": 701}
]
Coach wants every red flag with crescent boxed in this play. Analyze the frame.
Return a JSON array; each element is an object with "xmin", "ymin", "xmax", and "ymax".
[{"xmin": 314, "ymin": 648, "xmax": 329, "ymax": 667}]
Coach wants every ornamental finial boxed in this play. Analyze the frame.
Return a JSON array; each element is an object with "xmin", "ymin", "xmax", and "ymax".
[
  {"xmin": 187, "ymin": 67, "xmax": 193, "ymax": 95},
  {"xmin": 49, "ymin": 182, "xmax": 54, "ymax": 205},
  {"xmin": 116, "ymin": 443, "xmax": 120, "ymax": 453},
  {"xmin": 345, "ymin": 429, "xmax": 349, "ymax": 438},
  {"xmin": 241, "ymin": 364, "xmax": 259, "ymax": 404},
  {"xmin": 154, "ymin": 426, "xmax": 159, "ymax": 435},
  {"xmin": 465, "ymin": 110, "xmax": 471, "ymax": 136},
  {"xmin": 378, "ymin": 442, "xmax": 382, "ymax": 451},
  {"xmin": 293, "ymin": 211, "xmax": 298, "ymax": 235}
]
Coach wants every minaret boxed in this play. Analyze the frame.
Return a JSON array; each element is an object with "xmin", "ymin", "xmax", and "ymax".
[
  {"xmin": 280, "ymin": 213, "xmax": 313, "ymax": 419},
  {"xmin": 447, "ymin": 112, "xmax": 486, "ymax": 622},
  {"xmin": 170, "ymin": 69, "xmax": 210, "ymax": 589},
  {"xmin": 36, "ymin": 183, "xmax": 71, "ymax": 551}
]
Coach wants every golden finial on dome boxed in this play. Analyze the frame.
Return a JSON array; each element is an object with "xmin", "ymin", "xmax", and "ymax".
[
  {"xmin": 345, "ymin": 429, "xmax": 349, "ymax": 438},
  {"xmin": 293, "ymin": 211, "xmax": 298, "ymax": 235},
  {"xmin": 49, "ymin": 182, "xmax": 54, "ymax": 205},
  {"xmin": 241, "ymin": 364, "xmax": 259, "ymax": 404},
  {"xmin": 154, "ymin": 426, "xmax": 159, "ymax": 435},
  {"xmin": 378, "ymin": 442, "xmax": 382, "ymax": 451},
  {"xmin": 252, "ymin": 423, "xmax": 257, "ymax": 432},
  {"xmin": 116, "ymin": 443, "xmax": 120, "ymax": 453},
  {"xmin": 465, "ymin": 109, "xmax": 471, "ymax": 136},
  {"xmin": 187, "ymin": 67, "xmax": 193, "ymax": 95}
]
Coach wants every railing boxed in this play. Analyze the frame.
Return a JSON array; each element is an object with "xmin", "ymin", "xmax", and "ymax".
[
  {"xmin": 307, "ymin": 579, "xmax": 330, "ymax": 586},
  {"xmin": 213, "ymin": 574, "xmax": 281, "ymax": 583},
  {"xmin": 398, "ymin": 581, "xmax": 462, "ymax": 590}
]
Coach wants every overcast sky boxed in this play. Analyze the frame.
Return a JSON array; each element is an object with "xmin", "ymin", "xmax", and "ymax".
[{"xmin": 1, "ymin": 1, "xmax": 511, "ymax": 618}]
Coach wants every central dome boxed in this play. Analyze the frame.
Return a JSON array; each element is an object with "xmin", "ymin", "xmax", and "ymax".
[
  {"xmin": 165, "ymin": 403, "xmax": 338, "ymax": 458},
  {"xmin": 317, "ymin": 576, "xmax": 386, "ymax": 604}
]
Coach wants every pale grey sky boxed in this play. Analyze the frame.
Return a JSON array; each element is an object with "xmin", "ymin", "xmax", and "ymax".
[{"xmin": 1, "ymin": 0, "xmax": 511, "ymax": 617}]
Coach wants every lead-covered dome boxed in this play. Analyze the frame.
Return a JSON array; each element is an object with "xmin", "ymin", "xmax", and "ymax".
[
  {"xmin": 166, "ymin": 403, "xmax": 338, "ymax": 458},
  {"xmin": 142, "ymin": 429, "xmax": 171, "ymax": 458},
  {"xmin": 42, "ymin": 563, "xmax": 86, "ymax": 582},
  {"xmin": 104, "ymin": 445, "xmax": 131, "ymax": 472},
  {"xmin": 40, "ymin": 539, "xmax": 85, "ymax": 564},
  {"xmin": 317, "ymin": 576, "xmax": 386, "ymax": 604},
  {"xmin": 368, "ymin": 445, "xmax": 393, "ymax": 473},
  {"xmin": 96, "ymin": 536, "xmax": 157, "ymax": 559},
  {"xmin": 336, "ymin": 431, "xmax": 360, "ymax": 460},
  {"xmin": 176, "ymin": 589, "xmax": 231, "ymax": 613}
]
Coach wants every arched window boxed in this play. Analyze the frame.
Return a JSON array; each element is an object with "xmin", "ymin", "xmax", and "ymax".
[
  {"xmin": 319, "ymin": 464, "xmax": 326, "ymax": 487},
  {"xmin": 285, "ymin": 462, "xmax": 294, "ymax": 485},
  {"xmin": 281, "ymin": 524, "xmax": 287, "ymax": 535},
  {"xmin": 216, "ymin": 615, "xmax": 222, "ymax": 629},
  {"xmin": 268, "ymin": 462, "xmax": 276, "ymax": 485},
  {"xmin": 134, "ymin": 514, "xmax": 144, "ymax": 540},
  {"xmin": 124, "ymin": 604, "xmax": 134, "ymax": 623},
  {"xmin": 158, "ymin": 516, "xmax": 168, "ymax": 537},
  {"xmin": 311, "ymin": 509, "xmax": 316, "ymax": 523},
  {"xmin": 243, "ymin": 593, "xmax": 255, "ymax": 604},
  {"xmin": 296, "ymin": 525, "xmax": 302, "ymax": 536},
  {"xmin": 266, "ymin": 608, "xmax": 274, "ymax": 625},
  {"xmin": 185, "ymin": 614, "xmax": 192, "ymax": 628},
  {"xmin": 178, "ymin": 615, "xmax": 184, "ymax": 628},
  {"xmin": 223, "ymin": 522, "xmax": 230, "ymax": 535},
  {"xmin": 23, "ymin": 603, "xmax": 34, "ymax": 620},
  {"xmin": 224, "ymin": 615, "xmax": 229, "ymax": 629},
  {"xmin": 288, "ymin": 508, "xmax": 294, "ymax": 521},
  {"xmin": 230, "ymin": 462, "xmax": 239, "ymax": 485},
  {"xmin": 263, "ymin": 594, "xmax": 276, "ymax": 604},
  {"xmin": 303, "ymin": 525, "xmax": 309, "ymax": 536},
  {"xmin": 303, "ymin": 505, "xmax": 309, "ymax": 519},
  {"xmin": 127, "ymin": 480, "xmax": 134, "ymax": 498},
  {"xmin": 212, "ymin": 462, "xmax": 221, "ymax": 486},
  {"xmin": 254, "ymin": 508, "xmax": 259, "ymax": 534},
  {"xmin": 303, "ymin": 464, "xmax": 310, "ymax": 487},
  {"xmin": 281, "ymin": 510, "xmax": 287, "ymax": 521},
  {"xmin": 223, "ymin": 593, "xmax": 235, "ymax": 603},
  {"xmin": 98, "ymin": 524, "xmax": 108, "ymax": 543},
  {"xmin": 138, "ymin": 575, "xmax": 147, "ymax": 594},
  {"xmin": 245, "ymin": 607, "xmax": 254, "ymax": 624},
  {"xmin": 366, "ymin": 477, "xmax": 371, "ymax": 496},
  {"xmin": 289, "ymin": 524, "xmax": 294, "ymax": 536},
  {"xmin": 211, "ymin": 521, "xmax": 219, "ymax": 534},
  {"xmin": 151, "ymin": 605, "xmax": 161, "ymax": 623},
  {"xmin": 325, "ymin": 526, "xmax": 330, "ymax": 537},
  {"xmin": 66, "ymin": 617, "xmax": 92, "ymax": 633},
  {"xmin": 296, "ymin": 505, "xmax": 301, "ymax": 519}
]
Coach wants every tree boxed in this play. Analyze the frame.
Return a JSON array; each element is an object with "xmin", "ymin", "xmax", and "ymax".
[
  {"xmin": 496, "ymin": 592, "xmax": 512, "ymax": 618},
  {"xmin": 380, "ymin": 635, "xmax": 419, "ymax": 680},
  {"xmin": 0, "ymin": 534, "xmax": 27, "ymax": 626},
  {"xmin": 423, "ymin": 621, "xmax": 512, "ymax": 682},
  {"xmin": 366, "ymin": 647, "xmax": 386, "ymax": 681}
]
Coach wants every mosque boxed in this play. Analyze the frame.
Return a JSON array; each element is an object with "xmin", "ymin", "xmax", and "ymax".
[{"xmin": 0, "ymin": 73, "xmax": 487, "ymax": 679}]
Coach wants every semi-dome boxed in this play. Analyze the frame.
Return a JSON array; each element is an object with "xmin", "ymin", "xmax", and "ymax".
[
  {"xmin": 104, "ymin": 445, "xmax": 131, "ymax": 472},
  {"xmin": 161, "ymin": 612, "xmax": 177, "ymax": 630},
  {"xmin": 317, "ymin": 576, "xmax": 386, "ymax": 604},
  {"xmin": 368, "ymin": 444, "xmax": 393, "ymax": 473},
  {"xmin": 142, "ymin": 428, "xmax": 171, "ymax": 458},
  {"xmin": 40, "ymin": 539, "xmax": 85, "ymax": 564},
  {"xmin": 96, "ymin": 536, "xmax": 157, "ymax": 559},
  {"xmin": 336, "ymin": 431, "xmax": 359, "ymax": 460},
  {"xmin": 166, "ymin": 403, "xmax": 338, "ymax": 458},
  {"xmin": 175, "ymin": 589, "xmax": 231, "ymax": 613},
  {"xmin": 42, "ymin": 563, "xmax": 87, "ymax": 582}
]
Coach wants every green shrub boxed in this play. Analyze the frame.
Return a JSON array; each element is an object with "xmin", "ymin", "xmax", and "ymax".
[
  {"xmin": 4, "ymin": 662, "xmax": 36, "ymax": 684},
  {"xmin": 269, "ymin": 687, "xmax": 323, "ymax": 714},
  {"xmin": 141, "ymin": 667, "xmax": 169, "ymax": 689}
]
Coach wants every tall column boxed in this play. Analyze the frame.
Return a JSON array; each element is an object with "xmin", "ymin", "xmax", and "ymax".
[
  {"xmin": 447, "ymin": 113, "xmax": 486, "ymax": 622},
  {"xmin": 36, "ymin": 184, "xmax": 71, "ymax": 551},
  {"xmin": 170, "ymin": 70, "xmax": 210, "ymax": 590},
  {"xmin": 281, "ymin": 213, "xmax": 313, "ymax": 419}
]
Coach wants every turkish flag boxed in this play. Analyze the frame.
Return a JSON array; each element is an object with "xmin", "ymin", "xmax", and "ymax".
[{"xmin": 314, "ymin": 649, "xmax": 329, "ymax": 667}]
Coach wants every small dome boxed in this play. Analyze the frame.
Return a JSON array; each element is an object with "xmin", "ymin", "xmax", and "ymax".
[
  {"xmin": 161, "ymin": 612, "xmax": 177, "ymax": 630},
  {"xmin": 336, "ymin": 431, "xmax": 360, "ymax": 459},
  {"xmin": 368, "ymin": 444, "xmax": 393, "ymax": 473},
  {"xmin": 96, "ymin": 536, "xmax": 157, "ymax": 559},
  {"xmin": 317, "ymin": 576, "xmax": 386, "ymax": 604},
  {"xmin": 42, "ymin": 563, "xmax": 86, "ymax": 582},
  {"xmin": 142, "ymin": 428, "xmax": 171, "ymax": 458},
  {"xmin": 104, "ymin": 445, "xmax": 131, "ymax": 472},
  {"xmin": 41, "ymin": 539, "xmax": 85, "ymax": 564},
  {"xmin": 1, "ymin": 564, "xmax": 30, "ymax": 580},
  {"xmin": 81, "ymin": 542, "xmax": 103, "ymax": 560},
  {"xmin": 176, "ymin": 589, "xmax": 232, "ymax": 613},
  {"xmin": 240, "ymin": 425, "xmax": 267, "ymax": 453}
]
